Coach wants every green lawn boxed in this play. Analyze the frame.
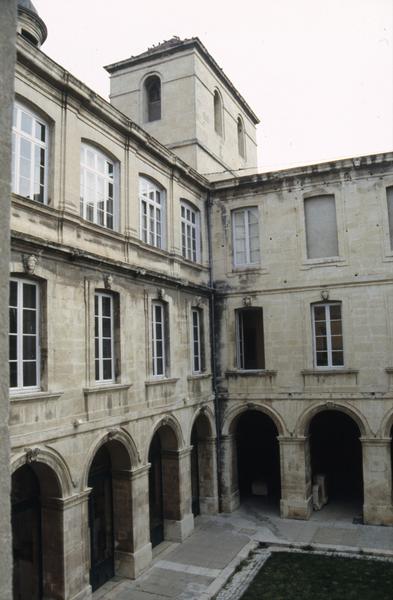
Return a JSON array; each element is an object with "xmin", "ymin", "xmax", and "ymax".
[{"xmin": 240, "ymin": 551, "xmax": 393, "ymax": 600}]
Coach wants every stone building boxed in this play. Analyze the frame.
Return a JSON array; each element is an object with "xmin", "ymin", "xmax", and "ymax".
[{"xmin": 8, "ymin": 2, "xmax": 393, "ymax": 599}]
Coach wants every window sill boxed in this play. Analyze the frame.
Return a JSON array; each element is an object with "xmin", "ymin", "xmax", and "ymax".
[
  {"xmin": 385, "ymin": 367, "xmax": 393, "ymax": 373},
  {"xmin": 145, "ymin": 377, "xmax": 179, "ymax": 387},
  {"xmin": 225, "ymin": 369, "xmax": 277, "ymax": 377},
  {"xmin": 187, "ymin": 373, "xmax": 211, "ymax": 381},
  {"xmin": 300, "ymin": 256, "xmax": 347, "ymax": 269},
  {"xmin": 83, "ymin": 383, "xmax": 132, "ymax": 394},
  {"xmin": 10, "ymin": 390, "xmax": 64, "ymax": 402},
  {"xmin": 301, "ymin": 368, "xmax": 358, "ymax": 376}
]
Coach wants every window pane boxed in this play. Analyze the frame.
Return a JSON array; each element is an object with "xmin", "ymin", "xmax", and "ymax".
[
  {"xmin": 95, "ymin": 360, "xmax": 100, "ymax": 380},
  {"xmin": 313, "ymin": 306, "xmax": 325, "ymax": 321},
  {"xmin": 330, "ymin": 320, "xmax": 342, "ymax": 335},
  {"xmin": 329, "ymin": 305, "xmax": 341, "ymax": 320},
  {"xmin": 387, "ymin": 187, "xmax": 393, "ymax": 250},
  {"xmin": 102, "ymin": 318, "xmax": 111, "ymax": 338},
  {"xmin": 23, "ymin": 310, "xmax": 36, "ymax": 334},
  {"xmin": 23, "ymin": 361, "xmax": 36, "ymax": 387},
  {"xmin": 314, "ymin": 321, "xmax": 326, "ymax": 336},
  {"xmin": 102, "ymin": 338, "xmax": 112, "ymax": 359},
  {"xmin": 332, "ymin": 351, "xmax": 344, "ymax": 366},
  {"xmin": 9, "ymin": 308, "xmax": 17, "ymax": 334},
  {"xmin": 9, "ymin": 336, "xmax": 17, "ymax": 361},
  {"xmin": 331, "ymin": 335, "xmax": 343, "ymax": 351},
  {"xmin": 23, "ymin": 336, "xmax": 36, "ymax": 360},
  {"xmin": 10, "ymin": 362, "xmax": 17, "ymax": 388},
  {"xmin": 315, "ymin": 336, "xmax": 327, "ymax": 351},
  {"xmin": 9, "ymin": 281, "xmax": 17, "ymax": 306},
  {"xmin": 102, "ymin": 297, "xmax": 111, "ymax": 317},
  {"xmin": 103, "ymin": 360, "xmax": 112, "ymax": 380},
  {"xmin": 21, "ymin": 111, "xmax": 32, "ymax": 135},
  {"xmin": 23, "ymin": 283, "xmax": 36, "ymax": 308},
  {"xmin": 316, "ymin": 352, "xmax": 328, "ymax": 366}
]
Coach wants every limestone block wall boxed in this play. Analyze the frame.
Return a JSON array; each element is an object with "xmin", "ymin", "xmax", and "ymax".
[
  {"xmin": 0, "ymin": 2, "xmax": 16, "ymax": 599},
  {"xmin": 211, "ymin": 154, "xmax": 393, "ymax": 526}
]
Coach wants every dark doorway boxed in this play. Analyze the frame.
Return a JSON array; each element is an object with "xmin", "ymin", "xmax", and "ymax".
[
  {"xmin": 12, "ymin": 465, "xmax": 42, "ymax": 600},
  {"xmin": 236, "ymin": 410, "xmax": 281, "ymax": 507},
  {"xmin": 148, "ymin": 433, "xmax": 164, "ymax": 547},
  {"xmin": 309, "ymin": 410, "xmax": 363, "ymax": 509},
  {"xmin": 88, "ymin": 446, "xmax": 115, "ymax": 592},
  {"xmin": 191, "ymin": 428, "xmax": 200, "ymax": 516}
]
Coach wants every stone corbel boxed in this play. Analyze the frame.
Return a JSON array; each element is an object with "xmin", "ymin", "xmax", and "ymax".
[{"xmin": 104, "ymin": 274, "xmax": 113, "ymax": 290}]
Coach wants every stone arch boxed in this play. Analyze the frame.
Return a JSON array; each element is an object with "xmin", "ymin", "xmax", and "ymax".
[
  {"xmin": 381, "ymin": 408, "xmax": 393, "ymax": 438},
  {"xmin": 11, "ymin": 448, "xmax": 72, "ymax": 599},
  {"xmin": 11, "ymin": 446, "xmax": 73, "ymax": 498},
  {"xmin": 296, "ymin": 402, "xmax": 370, "ymax": 438},
  {"xmin": 145, "ymin": 414, "xmax": 184, "ymax": 463},
  {"xmin": 81, "ymin": 427, "xmax": 139, "ymax": 491},
  {"xmin": 222, "ymin": 402, "xmax": 286, "ymax": 437},
  {"xmin": 188, "ymin": 406, "xmax": 216, "ymax": 445},
  {"xmin": 189, "ymin": 407, "xmax": 218, "ymax": 516}
]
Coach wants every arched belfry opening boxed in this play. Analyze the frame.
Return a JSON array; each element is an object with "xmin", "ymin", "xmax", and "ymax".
[
  {"xmin": 148, "ymin": 423, "xmax": 183, "ymax": 547},
  {"xmin": 87, "ymin": 439, "xmax": 133, "ymax": 591},
  {"xmin": 145, "ymin": 75, "xmax": 161, "ymax": 122},
  {"xmin": 190, "ymin": 413, "xmax": 217, "ymax": 516},
  {"xmin": 12, "ymin": 462, "xmax": 64, "ymax": 600},
  {"xmin": 235, "ymin": 410, "xmax": 281, "ymax": 513},
  {"xmin": 309, "ymin": 410, "xmax": 363, "ymax": 519}
]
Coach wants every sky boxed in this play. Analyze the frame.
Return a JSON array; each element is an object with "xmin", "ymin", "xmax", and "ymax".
[{"xmin": 34, "ymin": 0, "xmax": 392, "ymax": 172}]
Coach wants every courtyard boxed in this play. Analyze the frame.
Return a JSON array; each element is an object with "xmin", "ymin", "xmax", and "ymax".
[{"xmin": 93, "ymin": 502, "xmax": 393, "ymax": 600}]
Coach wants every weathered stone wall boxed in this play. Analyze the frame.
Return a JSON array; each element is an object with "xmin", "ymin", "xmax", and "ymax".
[
  {"xmin": 211, "ymin": 155, "xmax": 393, "ymax": 525},
  {"xmin": 0, "ymin": 2, "xmax": 16, "ymax": 598}
]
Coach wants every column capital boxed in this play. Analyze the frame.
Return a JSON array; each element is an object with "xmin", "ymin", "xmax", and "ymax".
[
  {"xmin": 278, "ymin": 435, "xmax": 309, "ymax": 444},
  {"xmin": 360, "ymin": 437, "xmax": 392, "ymax": 445}
]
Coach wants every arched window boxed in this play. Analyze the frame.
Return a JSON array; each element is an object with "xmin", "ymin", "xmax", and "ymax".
[
  {"xmin": 12, "ymin": 101, "xmax": 49, "ymax": 203},
  {"xmin": 145, "ymin": 75, "xmax": 161, "ymax": 122},
  {"xmin": 237, "ymin": 116, "xmax": 245, "ymax": 158},
  {"xmin": 80, "ymin": 144, "xmax": 118, "ymax": 230},
  {"xmin": 139, "ymin": 176, "xmax": 165, "ymax": 249},
  {"xmin": 213, "ymin": 90, "xmax": 223, "ymax": 136}
]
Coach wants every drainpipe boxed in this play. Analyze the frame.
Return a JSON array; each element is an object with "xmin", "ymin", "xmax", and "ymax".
[{"xmin": 206, "ymin": 189, "xmax": 223, "ymax": 512}]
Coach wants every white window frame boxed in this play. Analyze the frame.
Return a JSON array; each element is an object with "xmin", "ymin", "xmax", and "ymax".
[
  {"xmin": 80, "ymin": 144, "xmax": 117, "ymax": 230},
  {"xmin": 152, "ymin": 301, "xmax": 166, "ymax": 377},
  {"xmin": 9, "ymin": 278, "xmax": 40, "ymax": 393},
  {"xmin": 94, "ymin": 292, "xmax": 115, "ymax": 383},
  {"xmin": 181, "ymin": 201, "xmax": 200, "ymax": 263},
  {"xmin": 312, "ymin": 302, "xmax": 344, "ymax": 369},
  {"xmin": 12, "ymin": 102, "xmax": 49, "ymax": 204},
  {"xmin": 139, "ymin": 177, "xmax": 165, "ymax": 249},
  {"xmin": 232, "ymin": 207, "xmax": 260, "ymax": 267},
  {"xmin": 191, "ymin": 308, "xmax": 203, "ymax": 373}
]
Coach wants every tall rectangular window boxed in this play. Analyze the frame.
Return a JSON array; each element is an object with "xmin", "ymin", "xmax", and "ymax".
[
  {"xmin": 181, "ymin": 202, "xmax": 200, "ymax": 262},
  {"xmin": 312, "ymin": 303, "xmax": 343, "ymax": 367},
  {"xmin": 80, "ymin": 145, "xmax": 116, "ymax": 229},
  {"xmin": 139, "ymin": 177, "xmax": 165, "ymax": 249},
  {"xmin": 386, "ymin": 187, "xmax": 393, "ymax": 250},
  {"xmin": 236, "ymin": 308, "xmax": 265, "ymax": 370},
  {"xmin": 233, "ymin": 208, "xmax": 260, "ymax": 267},
  {"xmin": 9, "ymin": 278, "xmax": 40, "ymax": 391},
  {"xmin": 152, "ymin": 301, "xmax": 167, "ymax": 377},
  {"xmin": 304, "ymin": 195, "xmax": 339, "ymax": 259},
  {"xmin": 95, "ymin": 292, "xmax": 114, "ymax": 382},
  {"xmin": 12, "ymin": 103, "xmax": 48, "ymax": 203},
  {"xmin": 191, "ymin": 308, "xmax": 204, "ymax": 373}
]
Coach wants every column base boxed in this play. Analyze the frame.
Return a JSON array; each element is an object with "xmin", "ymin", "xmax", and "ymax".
[
  {"xmin": 200, "ymin": 495, "xmax": 219, "ymax": 515},
  {"xmin": 69, "ymin": 585, "xmax": 92, "ymax": 600},
  {"xmin": 164, "ymin": 513, "xmax": 194, "ymax": 542},
  {"xmin": 221, "ymin": 489, "xmax": 240, "ymax": 513},
  {"xmin": 363, "ymin": 503, "xmax": 393, "ymax": 526},
  {"xmin": 115, "ymin": 542, "xmax": 153, "ymax": 579},
  {"xmin": 280, "ymin": 496, "xmax": 312, "ymax": 520}
]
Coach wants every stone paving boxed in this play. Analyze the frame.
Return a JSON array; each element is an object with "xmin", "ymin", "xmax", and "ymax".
[{"xmin": 94, "ymin": 499, "xmax": 393, "ymax": 599}]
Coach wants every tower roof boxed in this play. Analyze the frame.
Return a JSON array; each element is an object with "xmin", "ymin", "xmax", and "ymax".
[{"xmin": 17, "ymin": 0, "xmax": 48, "ymax": 46}]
